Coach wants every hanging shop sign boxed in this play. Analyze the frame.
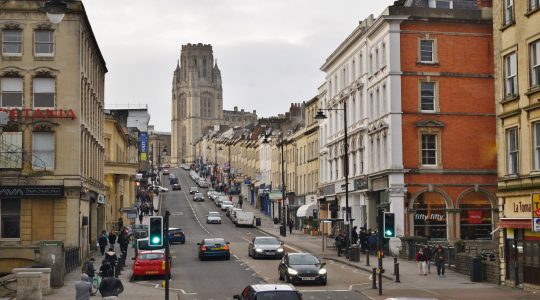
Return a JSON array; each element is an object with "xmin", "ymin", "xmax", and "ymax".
[
  {"xmin": 0, "ymin": 186, "xmax": 64, "ymax": 197},
  {"xmin": 1, "ymin": 108, "xmax": 76, "ymax": 121},
  {"xmin": 532, "ymin": 193, "xmax": 540, "ymax": 232}
]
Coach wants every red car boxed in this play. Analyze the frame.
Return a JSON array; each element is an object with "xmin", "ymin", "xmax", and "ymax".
[{"xmin": 132, "ymin": 250, "xmax": 171, "ymax": 279}]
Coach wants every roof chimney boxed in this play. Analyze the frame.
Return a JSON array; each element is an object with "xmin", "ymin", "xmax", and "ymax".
[
  {"xmin": 477, "ymin": 0, "xmax": 492, "ymax": 7},
  {"xmin": 234, "ymin": 106, "xmax": 238, "ymax": 112}
]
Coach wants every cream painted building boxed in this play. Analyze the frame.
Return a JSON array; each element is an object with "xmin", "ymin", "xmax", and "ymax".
[
  {"xmin": 0, "ymin": 0, "xmax": 106, "ymax": 272},
  {"xmin": 494, "ymin": 0, "xmax": 540, "ymax": 290},
  {"xmin": 104, "ymin": 114, "xmax": 138, "ymax": 233}
]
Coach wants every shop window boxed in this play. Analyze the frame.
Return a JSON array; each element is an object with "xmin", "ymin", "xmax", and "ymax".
[
  {"xmin": 1, "ymin": 199, "xmax": 20, "ymax": 239},
  {"xmin": 413, "ymin": 192, "xmax": 447, "ymax": 240},
  {"xmin": 459, "ymin": 192, "xmax": 492, "ymax": 240}
]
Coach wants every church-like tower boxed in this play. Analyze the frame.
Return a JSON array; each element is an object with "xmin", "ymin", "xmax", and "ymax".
[{"xmin": 171, "ymin": 43, "xmax": 223, "ymax": 164}]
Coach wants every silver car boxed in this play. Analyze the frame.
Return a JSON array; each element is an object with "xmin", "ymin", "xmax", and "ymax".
[
  {"xmin": 206, "ymin": 212, "xmax": 222, "ymax": 224},
  {"xmin": 248, "ymin": 236, "xmax": 284, "ymax": 259}
]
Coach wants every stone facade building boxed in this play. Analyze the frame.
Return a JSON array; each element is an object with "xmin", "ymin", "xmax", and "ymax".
[
  {"xmin": 0, "ymin": 0, "xmax": 106, "ymax": 272},
  {"xmin": 170, "ymin": 43, "xmax": 256, "ymax": 166},
  {"xmin": 493, "ymin": 0, "xmax": 540, "ymax": 290}
]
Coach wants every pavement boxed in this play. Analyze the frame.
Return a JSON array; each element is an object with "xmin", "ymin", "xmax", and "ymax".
[
  {"xmin": 43, "ymin": 215, "xmax": 179, "ymax": 300},
  {"xmin": 235, "ymin": 195, "xmax": 540, "ymax": 300}
]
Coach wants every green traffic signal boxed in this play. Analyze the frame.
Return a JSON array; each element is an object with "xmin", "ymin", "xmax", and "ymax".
[
  {"xmin": 149, "ymin": 216, "xmax": 163, "ymax": 247},
  {"xmin": 383, "ymin": 212, "xmax": 395, "ymax": 238}
]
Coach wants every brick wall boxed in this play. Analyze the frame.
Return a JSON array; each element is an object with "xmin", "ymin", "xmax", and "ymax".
[{"xmin": 454, "ymin": 253, "xmax": 500, "ymax": 284}]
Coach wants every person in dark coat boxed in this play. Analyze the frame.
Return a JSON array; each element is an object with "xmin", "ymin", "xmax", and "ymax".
[
  {"xmin": 423, "ymin": 244, "xmax": 432, "ymax": 274},
  {"xmin": 99, "ymin": 259, "xmax": 113, "ymax": 278},
  {"xmin": 138, "ymin": 212, "xmax": 144, "ymax": 225},
  {"xmin": 335, "ymin": 231, "xmax": 346, "ymax": 256},
  {"xmin": 434, "ymin": 244, "xmax": 446, "ymax": 277},
  {"xmin": 351, "ymin": 226, "xmax": 359, "ymax": 245},
  {"xmin": 108, "ymin": 232, "xmax": 117, "ymax": 250},
  {"xmin": 99, "ymin": 276, "xmax": 124, "ymax": 298},
  {"xmin": 359, "ymin": 227, "xmax": 368, "ymax": 253},
  {"xmin": 288, "ymin": 219, "xmax": 294, "ymax": 234},
  {"xmin": 368, "ymin": 231, "xmax": 377, "ymax": 254},
  {"xmin": 98, "ymin": 231, "xmax": 108, "ymax": 255},
  {"xmin": 117, "ymin": 217, "xmax": 123, "ymax": 230}
]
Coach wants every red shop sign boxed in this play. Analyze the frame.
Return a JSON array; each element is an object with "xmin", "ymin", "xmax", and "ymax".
[
  {"xmin": 468, "ymin": 210, "xmax": 483, "ymax": 224},
  {"xmin": 1, "ymin": 108, "xmax": 77, "ymax": 121}
]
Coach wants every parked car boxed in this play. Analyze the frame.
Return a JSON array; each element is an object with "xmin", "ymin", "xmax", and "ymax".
[
  {"xmin": 221, "ymin": 201, "xmax": 233, "ymax": 211},
  {"xmin": 193, "ymin": 192, "xmax": 205, "ymax": 202},
  {"xmin": 206, "ymin": 211, "xmax": 222, "ymax": 224},
  {"xmin": 235, "ymin": 211, "xmax": 255, "ymax": 227},
  {"xmin": 154, "ymin": 185, "xmax": 168, "ymax": 192},
  {"xmin": 132, "ymin": 250, "xmax": 170, "ymax": 280},
  {"xmin": 278, "ymin": 253, "xmax": 327, "ymax": 285},
  {"xmin": 197, "ymin": 180, "xmax": 209, "ymax": 188},
  {"xmin": 189, "ymin": 187, "xmax": 199, "ymax": 194},
  {"xmin": 227, "ymin": 207, "xmax": 242, "ymax": 219},
  {"xmin": 172, "ymin": 183, "xmax": 181, "ymax": 191},
  {"xmin": 197, "ymin": 238, "xmax": 230, "ymax": 260},
  {"xmin": 206, "ymin": 189, "xmax": 216, "ymax": 197},
  {"xmin": 168, "ymin": 227, "xmax": 185, "ymax": 244},
  {"xmin": 248, "ymin": 236, "xmax": 284, "ymax": 259},
  {"xmin": 230, "ymin": 208, "xmax": 243, "ymax": 224},
  {"xmin": 233, "ymin": 284, "xmax": 301, "ymax": 300},
  {"xmin": 162, "ymin": 169, "xmax": 170, "ymax": 175},
  {"xmin": 215, "ymin": 195, "xmax": 229, "ymax": 207}
]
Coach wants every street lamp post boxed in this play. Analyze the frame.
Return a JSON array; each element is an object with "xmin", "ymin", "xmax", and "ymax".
[{"xmin": 315, "ymin": 103, "xmax": 350, "ymax": 253}]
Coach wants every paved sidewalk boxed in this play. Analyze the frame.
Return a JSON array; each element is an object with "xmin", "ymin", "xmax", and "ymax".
[
  {"xmin": 236, "ymin": 195, "xmax": 540, "ymax": 300},
  {"xmin": 44, "ymin": 216, "xmax": 177, "ymax": 300}
]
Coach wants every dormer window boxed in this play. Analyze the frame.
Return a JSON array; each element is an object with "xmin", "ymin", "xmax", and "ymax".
[{"xmin": 429, "ymin": 0, "xmax": 453, "ymax": 9}]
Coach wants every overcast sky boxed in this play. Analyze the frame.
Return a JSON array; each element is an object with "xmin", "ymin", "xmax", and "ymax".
[{"xmin": 83, "ymin": 0, "xmax": 395, "ymax": 132}]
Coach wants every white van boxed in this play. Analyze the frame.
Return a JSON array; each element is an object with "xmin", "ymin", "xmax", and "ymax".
[{"xmin": 235, "ymin": 211, "xmax": 255, "ymax": 227}]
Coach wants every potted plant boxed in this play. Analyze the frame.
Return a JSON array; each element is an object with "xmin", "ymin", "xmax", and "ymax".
[
  {"xmin": 454, "ymin": 239, "xmax": 466, "ymax": 253},
  {"xmin": 310, "ymin": 220, "xmax": 319, "ymax": 236}
]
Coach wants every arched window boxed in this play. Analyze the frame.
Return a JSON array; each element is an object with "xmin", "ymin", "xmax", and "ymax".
[
  {"xmin": 413, "ymin": 192, "xmax": 447, "ymax": 240},
  {"xmin": 459, "ymin": 192, "xmax": 492, "ymax": 240}
]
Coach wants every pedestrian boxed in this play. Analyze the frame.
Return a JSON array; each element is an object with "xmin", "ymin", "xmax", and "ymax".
[
  {"xmin": 423, "ymin": 244, "xmax": 432, "ymax": 274},
  {"xmin": 81, "ymin": 257, "xmax": 95, "ymax": 286},
  {"xmin": 335, "ymin": 231, "xmax": 346, "ymax": 256},
  {"xmin": 98, "ymin": 231, "xmax": 108, "ymax": 256},
  {"xmin": 138, "ymin": 212, "xmax": 143, "ymax": 225},
  {"xmin": 288, "ymin": 218, "xmax": 294, "ymax": 234},
  {"xmin": 416, "ymin": 248, "xmax": 427, "ymax": 276},
  {"xmin": 434, "ymin": 245, "xmax": 446, "ymax": 277},
  {"xmin": 351, "ymin": 226, "xmax": 359, "ymax": 245},
  {"xmin": 99, "ymin": 276, "xmax": 124, "ymax": 299},
  {"xmin": 238, "ymin": 195, "xmax": 243, "ymax": 209},
  {"xmin": 99, "ymin": 259, "xmax": 113, "ymax": 278},
  {"xmin": 368, "ymin": 232, "xmax": 377, "ymax": 254},
  {"xmin": 105, "ymin": 248, "xmax": 117, "ymax": 276},
  {"xmin": 108, "ymin": 232, "xmax": 116, "ymax": 250},
  {"xmin": 75, "ymin": 273, "xmax": 92, "ymax": 300},
  {"xmin": 117, "ymin": 217, "xmax": 123, "ymax": 231},
  {"xmin": 359, "ymin": 227, "xmax": 367, "ymax": 253}
]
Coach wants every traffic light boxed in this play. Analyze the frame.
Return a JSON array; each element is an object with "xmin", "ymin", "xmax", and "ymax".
[
  {"xmin": 383, "ymin": 212, "xmax": 395, "ymax": 238},
  {"xmin": 149, "ymin": 216, "xmax": 163, "ymax": 247}
]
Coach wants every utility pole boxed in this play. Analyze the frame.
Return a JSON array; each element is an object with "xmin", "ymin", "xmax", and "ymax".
[{"xmin": 164, "ymin": 210, "xmax": 170, "ymax": 300}]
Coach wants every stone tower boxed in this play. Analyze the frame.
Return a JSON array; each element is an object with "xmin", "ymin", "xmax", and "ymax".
[{"xmin": 171, "ymin": 43, "xmax": 223, "ymax": 165}]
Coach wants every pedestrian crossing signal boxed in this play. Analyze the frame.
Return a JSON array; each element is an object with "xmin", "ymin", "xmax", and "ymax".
[
  {"xmin": 383, "ymin": 212, "xmax": 395, "ymax": 238},
  {"xmin": 149, "ymin": 216, "xmax": 163, "ymax": 247}
]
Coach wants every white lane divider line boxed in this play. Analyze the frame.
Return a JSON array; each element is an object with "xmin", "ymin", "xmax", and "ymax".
[{"xmin": 181, "ymin": 189, "xmax": 211, "ymax": 235}]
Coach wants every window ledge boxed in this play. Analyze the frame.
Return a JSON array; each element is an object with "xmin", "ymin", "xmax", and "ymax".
[
  {"xmin": 34, "ymin": 55, "xmax": 54, "ymax": 61},
  {"xmin": 417, "ymin": 61, "xmax": 440, "ymax": 66},
  {"xmin": 525, "ymin": 7, "xmax": 540, "ymax": 17},
  {"xmin": 525, "ymin": 85, "xmax": 540, "ymax": 96},
  {"xmin": 1, "ymin": 55, "xmax": 22, "ymax": 61},
  {"xmin": 500, "ymin": 94, "xmax": 520, "ymax": 104},
  {"xmin": 499, "ymin": 21, "xmax": 515, "ymax": 32}
]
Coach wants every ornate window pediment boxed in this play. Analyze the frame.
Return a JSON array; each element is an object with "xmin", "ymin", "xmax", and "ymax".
[
  {"xmin": 414, "ymin": 119, "xmax": 445, "ymax": 128},
  {"xmin": 2, "ymin": 22, "xmax": 22, "ymax": 30}
]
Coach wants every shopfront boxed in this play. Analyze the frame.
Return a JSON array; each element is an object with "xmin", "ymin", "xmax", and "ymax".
[{"xmin": 412, "ymin": 191, "xmax": 448, "ymax": 240}]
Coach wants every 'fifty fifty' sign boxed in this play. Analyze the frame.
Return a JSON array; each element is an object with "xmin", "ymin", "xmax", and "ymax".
[{"xmin": 0, "ymin": 186, "xmax": 64, "ymax": 197}]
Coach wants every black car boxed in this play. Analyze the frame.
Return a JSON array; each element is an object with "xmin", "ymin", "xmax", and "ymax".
[
  {"xmin": 233, "ymin": 284, "xmax": 301, "ymax": 300},
  {"xmin": 197, "ymin": 238, "xmax": 230, "ymax": 260},
  {"xmin": 172, "ymin": 183, "xmax": 181, "ymax": 191},
  {"xmin": 278, "ymin": 253, "xmax": 327, "ymax": 285}
]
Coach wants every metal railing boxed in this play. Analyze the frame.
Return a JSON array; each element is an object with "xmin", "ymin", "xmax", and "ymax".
[{"xmin": 64, "ymin": 247, "xmax": 80, "ymax": 274}]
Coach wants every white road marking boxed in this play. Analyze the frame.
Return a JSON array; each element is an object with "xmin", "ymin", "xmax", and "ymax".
[
  {"xmin": 180, "ymin": 189, "xmax": 211, "ymax": 235},
  {"xmin": 299, "ymin": 289, "xmax": 351, "ymax": 292}
]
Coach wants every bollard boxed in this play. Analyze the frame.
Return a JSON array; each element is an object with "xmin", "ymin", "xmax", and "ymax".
[
  {"xmin": 393, "ymin": 257, "xmax": 398, "ymax": 275},
  {"xmin": 366, "ymin": 251, "xmax": 370, "ymax": 266},
  {"xmin": 114, "ymin": 262, "xmax": 120, "ymax": 278},
  {"xmin": 395, "ymin": 262, "xmax": 401, "ymax": 283},
  {"xmin": 371, "ymin": 268, "xmax": 377, "ymax": 289}
]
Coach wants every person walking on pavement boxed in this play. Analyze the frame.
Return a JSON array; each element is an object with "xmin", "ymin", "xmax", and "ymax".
[
  {"xmin": 99, "ymin": 276, "xmax": 124, "ymax": 299},
  {"xmin": 98, "ymin": 231, "xmax": 108, "ymax": 256},
  {"xmin": 434, "ymin": 245, "xmax": 446, "ymax": 277},
  {"xmin": 416, "ymin": 248, "xmax": 427, "ymax": 276},
  {"xmin": 423, "ymin": 244, "xmax": 432, "ymax": 274},
  {"xmin": 335, "ymin": 231, "xmax": 346, "ymax": 256},
  {"xmin": 108, "ymin": 232, "xmax": 117, "ymax": 250},
  {"xmin": 288, "ymin": 218, "xmax": 294, "ymax": 234},
  {"xmin": 104, "ymin": 248, "xmax": 117, "ymax": 277},
  {"xmin": 117, "ymin": 217, "xmax": 123, "ymax": 231},
  {"xmin": 138, "ymin": 212, "xmax": 144, "ymax": 225},
  {"xmin": 359, "ymin": 227, "xmax": 367, "ymax": 253},
  {"xmin": 238, "ymin": 195, "xmax": 243, "ymax": 209},
  {"xmin": 81, "ymin": 257, "xmax": 96, "ymax": 286},
  {"xmin": 351, "ymin": 226, "xmax": 359, "ymax": 245},
  {"xmin": 99, "ymin": 259, "xmax": 113, "ymax": 278},
  {"xmin": 75, "ymin": 273, "xmax": 92, "ymax": 300}
]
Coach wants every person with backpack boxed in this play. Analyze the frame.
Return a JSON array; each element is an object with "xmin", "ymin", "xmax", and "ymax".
[
  {"xmin": 81, "ymin": 258, "xmax": 95, "ymax": 287},
  {"xmin": 108, "ymin": 232, "xmax": 117, "ymax": 250},
  {"xmin": 98, "ymin": 231, "xmax": 108, "ymax": 256}
]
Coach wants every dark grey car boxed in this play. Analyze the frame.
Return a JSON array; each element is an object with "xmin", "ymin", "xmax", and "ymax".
[{"xmin": 248, "ymin": 236, "xmax": 284, "ymax": 259}]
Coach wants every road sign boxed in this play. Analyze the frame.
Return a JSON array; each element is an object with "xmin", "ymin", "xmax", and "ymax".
[{"xmin": 533, "ymin": 194, "xmax": 540, "ymax": 232}]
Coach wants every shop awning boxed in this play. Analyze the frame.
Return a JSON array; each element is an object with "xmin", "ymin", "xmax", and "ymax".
[
  {"xmin": 498, "ymin": 218, "xmax": 532, "ymax": 229},
  {"xmin": 296, "ymin": 203, "xmax": 317, "ymax": 218}
]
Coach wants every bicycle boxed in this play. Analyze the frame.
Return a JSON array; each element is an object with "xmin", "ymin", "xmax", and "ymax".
[{"xmin": 91, "ymin": 272, "xmax": 102, "ymax": 295}]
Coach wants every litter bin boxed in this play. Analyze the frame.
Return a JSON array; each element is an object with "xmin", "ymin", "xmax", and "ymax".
[
  {"xmin": 470, "ymin": 257, "xmax": 482, "ymax": 282},
  {"xmin": 349, "ymin": 246, "xmax": 360, "ymax": 262},
  {"xmin": 255, "ymin": 218, "xmax": 261, "ymax": 226}
]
